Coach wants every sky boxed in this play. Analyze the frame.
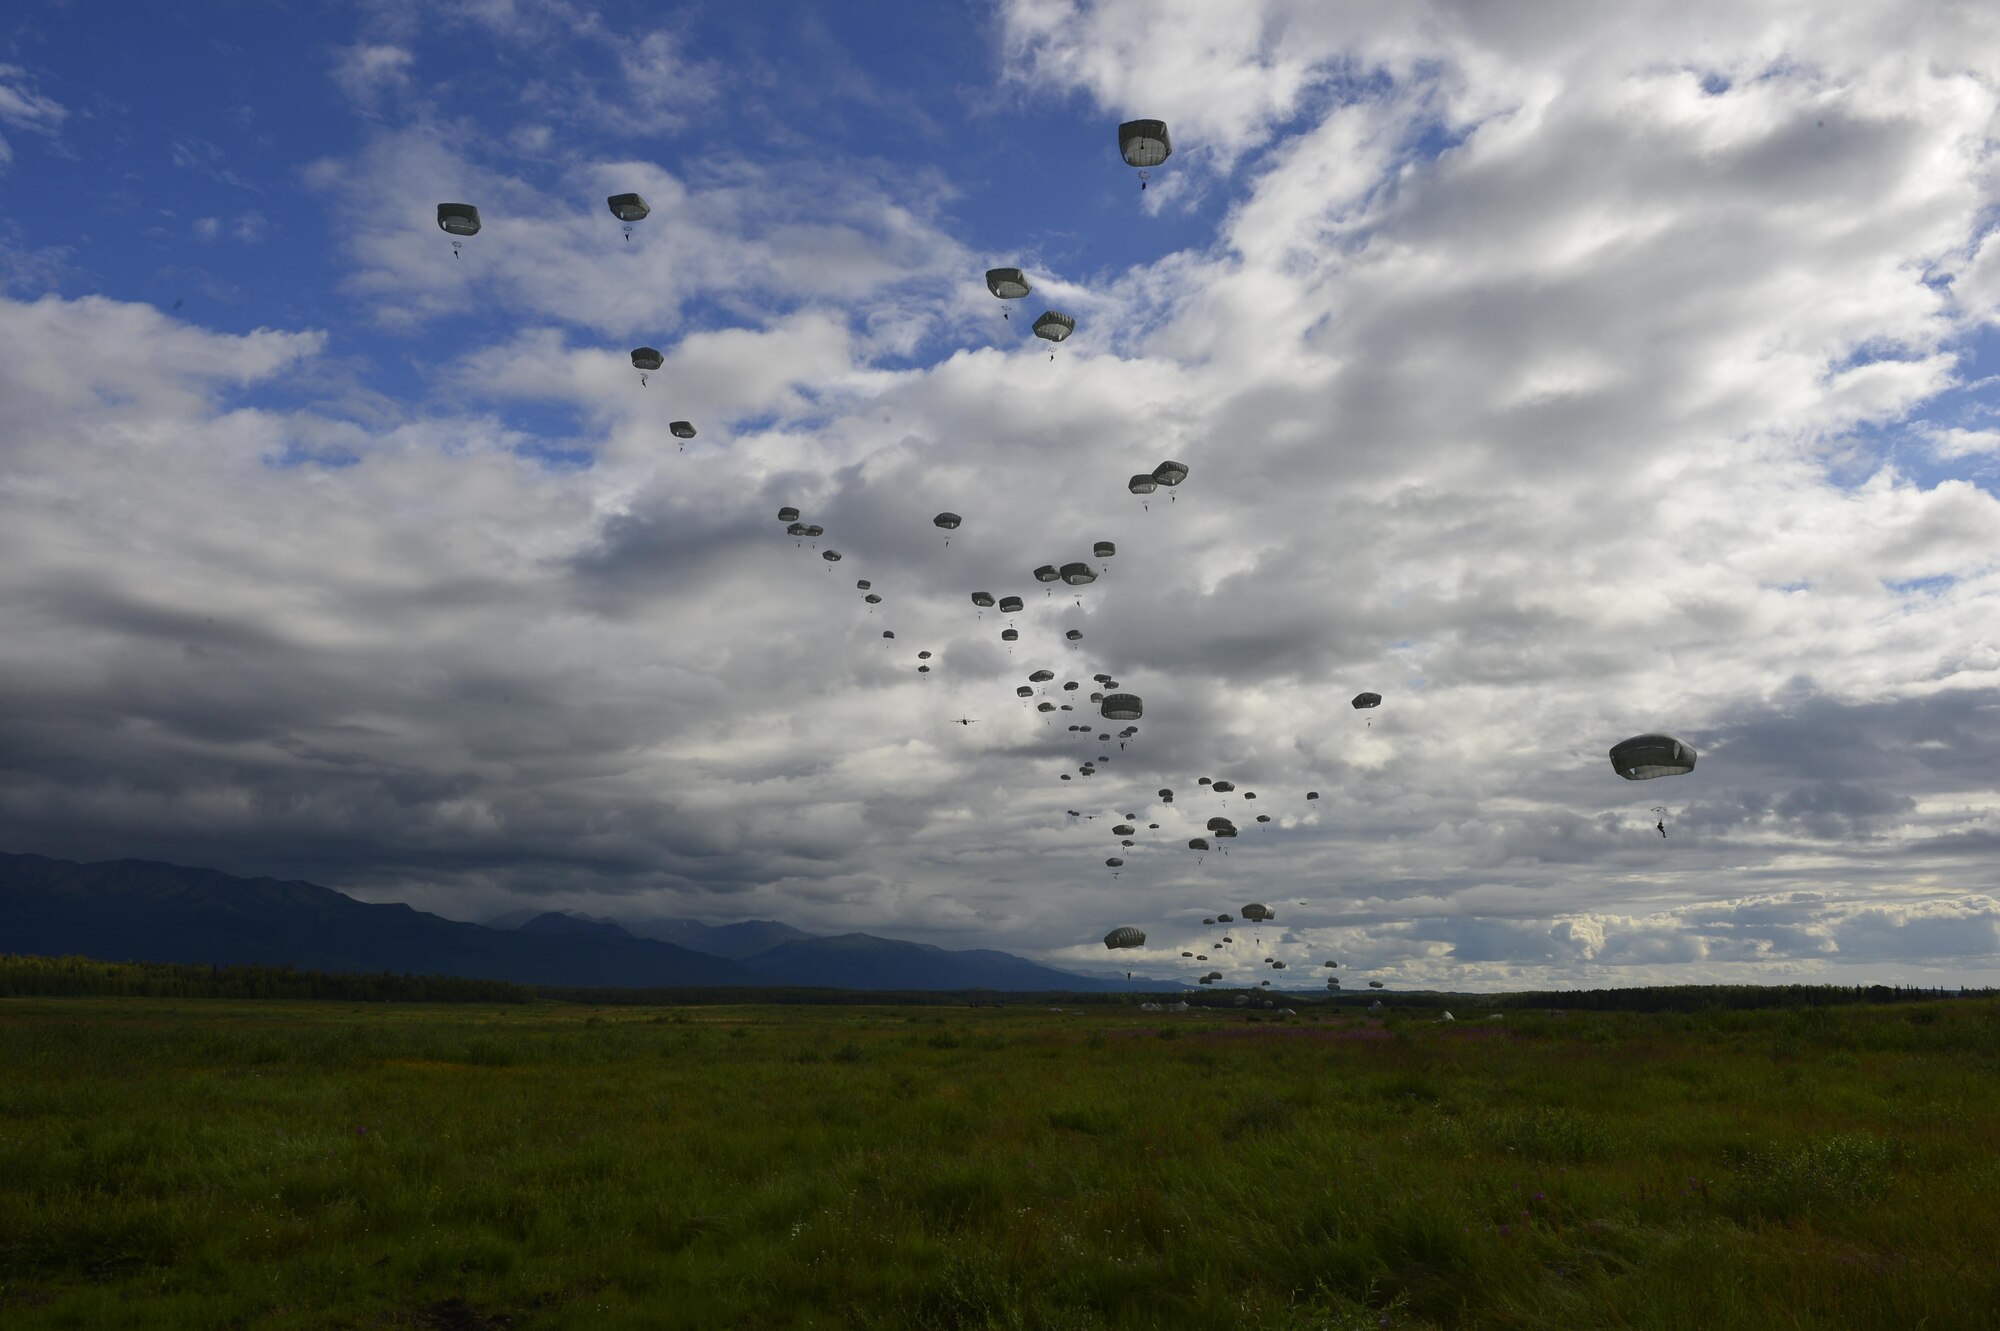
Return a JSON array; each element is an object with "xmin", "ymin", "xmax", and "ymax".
[{"xmin": 4, "ymin": 0, "xmax": 2000, "ymax": 990}]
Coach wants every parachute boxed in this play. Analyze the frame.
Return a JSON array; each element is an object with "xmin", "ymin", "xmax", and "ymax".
[
  {"xmin": 1117, "ymin": 119, "xmax": 1172, "ymax": 189},
  {"xmin": 1152, "ymin": 461, "xmax": 1189, "ymax": 488},
  {"xmin": 883, "ymin": 631, "xmax": 895, "ymax": 639},
  {"xmin": 1033, "ymin": 311, "xmax": 1076, "ymax": 352},
  {"xmin": 1306, "ymin": 791, "xmax": 1319, "ymax": 801},
  {"xmin": 778, "ymin": 507, "xmax": 801, "ymax": 523},
  {"xmin": 1093, "ymin": 541, "xmax": 1116, "ymax": 559},
  {"xmin": 1016, "ymin": 686, "xmax": 1034, "ymax": 698},
  {"xmin": 1212, "ymin": 781, "xmax": 1235, "ymax": 793},
  {"xmin": 1242, "ymin": 904, "xmax": 1273, "ymax": 922},
  {"xmin": 1105, "ymin": 857, "xmax": 1125, "ymax": 868},
  {"xmin": 985, "ymin": 267, "xmax": 1031, "ymax": 318},
  {"xmin": 1065, "ymin": 629, "xmax": 1083, "ymax": 642},
  {"xmin": 1609, "ymin": 734, "xmax": 1698, "ymax": 780},
  {"xmin": 1060, "ymin": 562, "xmax": 1097, "ymax": 586},
  {"xmin": 864, "ymin": 593, "xmax": 881, "ymax": 604},
  {"xmin": 933, "ymin": 513, "xmax": 961, "ymax": 544},
  {"xmin": 856, "ymin": 580, "xmax": 872, "ymax": 590},
  {"xmin": 1035, "ymin": 565, "xmax": 1061, "ymax": 584},
  {"xmin": 821, "ymin": 550, "xmax": 841, "ymax": 563},
  {"xmin": 918, "ymin": 650, "xmax": 932, "ymax": 659},
  {"xmin": 1255, "ymin": 814, "xmax": 1271, "ymax": 823},
  {"xmin": 436, "ymin": 202, "xmax": 480, "ymax": 256},
  {"xmin": 1369, "ymin": 981, "xmax": 1384, "ymax": 989},
  {"xmin": 1351, "ymin": 692, "xmax": 1382, "ymax": 710},
  {"xmin": 669, "ymin": 421, "xmax": 696, "ymax": 443},
  {"xmin": 1158, "ymin": 789, "xmax": 1173, "ymax": 798},
  {"xmin": 999, "ymin": 596, "xmax": 1024, "ymax": 614},
  {"xmin": 1038, "ymin": 702, "xmax": 1056, "ymax": 712},
  {"xmin": 1029, "ymin": 669, "xmax": 1055, "ymax": 683},
  {"xmin": 630, "ymin": 347, "xmax": 663, "ymax": 386},
  {"xmin": 1101, "ymin": 694, "xmax": 1143, "ymax": 721},
  {"xmin": 1188, "ymin": 838, "xmax": 1210, "ymax": 851},
  {"xmin": 607, "ymin": 193, "xmax": 650, "ymax": 241},
  {"xmin": 1002, "ymin": 629, "xmax": 1019, "ymax": 642},
  {"xmin": 971, "ymin": 592, "xmax": 995, "ymax": 608},
  {"xmin": 1112, "ymin": 824, "xmax": 1136, "ymax": 836},
  {"xmin": 1103, "ymin": 926, "xmax": 1145, "ymax": 949}
]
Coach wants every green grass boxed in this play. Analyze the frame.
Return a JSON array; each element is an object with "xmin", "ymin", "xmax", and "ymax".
[{"xmin": 1, "ymin": 997, "xmax": 1997, "ymax": 1328}]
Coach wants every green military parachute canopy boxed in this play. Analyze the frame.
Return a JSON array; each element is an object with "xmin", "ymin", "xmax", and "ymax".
[
  {"xmin": 1306, "ymin": 791, "xmax": 1319, "ymax": 800},
  {"xmin": 1101, "ymin": 694, "xmax": 1143, "ymax": 721},
  {"xmin": 1255, "ymin": 814, "xmax": 1271, "ymax": 823},
  {"xmin": 1205, "ymin": 816, "xmax": 1234, "ymax": 832},
  {"xmin": 1104, "ymin": 857, "xmax": 1124, "ymax": 869},
  {"xmin": 1369, "ymin": 981, "xmax": 1384, "ymax": 989},
  {"xmin": 1128, "ymin": 474, "xmax": 1158, "ymax": 495},
  {"xmin": 999, "ymin": 596, "xmax": 1025, "ymax": 614},
  {"xmin": 972, "ymin": 591, "xmax": 996, "ymax": 608},
  {"xmin": 1064, "ymin": 681, "xmax": 1080, "ymax": 691},
  {"xmin": 1065, "ymin": 629, "xmax": 1083, "ymax": 642},
  {"xmin": 631, "ymin": 347, "xmax": 663, "ymax": 371},
  {"xmin": 933, "ymin": 512, "xmax": 961, "ymax": 530},
  {"xmin": 1609, "ymin": 734, "xmax": 1698, "ymax": 780},
  {"xmin": 786, "ymin": 522, "xmax": 808, "ymax": 537},
  {"xmin": 1211, "ymin": 780, "xmax": 1235, "ymax": 793},
  {"xmin": 1038, "ymin": 701, "xmax": 1056, "ymax": 712},
  {"xmin": 882, "ymin": 631, "xmax": 895, "ymax": 639},
  {"xmin": 1118, "ymin": 120, "xmax": 1172, "ymax": 167},
  {"xmin": 1002, "ymin": 629, "xmax": 1019, "ymax": 642},
  {"xmin": 1112, "ymin": 824, "xmax": 1136, "ymax": 836},
  {"xmin": 1029, "ymin": 669, "xmax": 1055, "ymax": 683},
  {"xmin": 1103, "ymin": 926, "xmax": 1145, "ymax": 949},
  {"xmin": 1323, "ymin": 960, "xmax": 1337, "ymax": 968},
  {"xmin": 1159, "ymin": 788, "xmax": 1174, "ymax": 798},
  {"xmin": 436, "ymin": 203, "xmax": 481, "ymax": 235},
  {"xmin": 1241, "ymin": 904, "xmax": 1273, "ymax": 922},
  {"xmin": 1152, "ymin": 461, "xmax": 1189, "ymax": 487},
  {"xmin": 778, "ymin": 507, "xmax": 800, "ymax": 523},
  {"xmin": 1033, "ymin": 311, "xmax": 1075, "ymax": 343},
  {"xmin": 800, "ymin": 524, "xmax": 824, "ymax": 538},
  {"xmin": 1093, "ymin": 541, "xmax": 1116, "ymax": 559},
  {"xmin": 607, "ymin": 192, "xmax": 651, "ymax": 224},
  {"xmin": 856, "ymin": 580, "xmax": 871, "ymax": 589},
  {"xmin": 1016, "ymin": 686, "xmax": 1034, "ymax": 698},
  {"xmin": 1351, "ymin": 692, "xmax": 1382, "ymax": 710},
  {"xmin": 864, "ymin": 593, "xmax": 882, "ymax": 604},
  {"xmin": 1060, "ymin": 562, "xmax": 1097, "ymax": 586},
  {"xmin": 670, "ymin": 421, "xmax": 696, "ymax": 440},
  {"xmin": 1035, "ymin": 565, "xmax": 1061, "ymax": 583},
  {"xmin": 821, "ymin": 550, "xmax": 841, "ymax": 562}
]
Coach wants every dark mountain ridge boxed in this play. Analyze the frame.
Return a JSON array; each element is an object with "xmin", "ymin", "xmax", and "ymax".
[{"xmin": 0, "ymin": 853, "xmax": 1155, "ymax": 991}]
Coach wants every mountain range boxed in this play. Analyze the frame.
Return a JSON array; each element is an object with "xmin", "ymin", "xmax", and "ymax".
[{"xmin": 0, "ymin": 852, "xmax": 1161, "ymax": 992}]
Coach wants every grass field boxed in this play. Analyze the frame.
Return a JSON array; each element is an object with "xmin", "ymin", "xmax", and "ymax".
[{"xmin": 2, "ymin": 995, "xmax": 1997, "ymax": 1329}]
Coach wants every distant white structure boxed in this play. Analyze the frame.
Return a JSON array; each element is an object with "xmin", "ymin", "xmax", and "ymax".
[{"xmin": 1440, "ymin": 1011, "xmax": 1455, "ymax": 1022}]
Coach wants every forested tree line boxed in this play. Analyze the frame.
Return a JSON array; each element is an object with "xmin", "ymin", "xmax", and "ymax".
[{"xmin": 0, "ymin": 954, "xmax": 1987, "ymax": 1008}]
